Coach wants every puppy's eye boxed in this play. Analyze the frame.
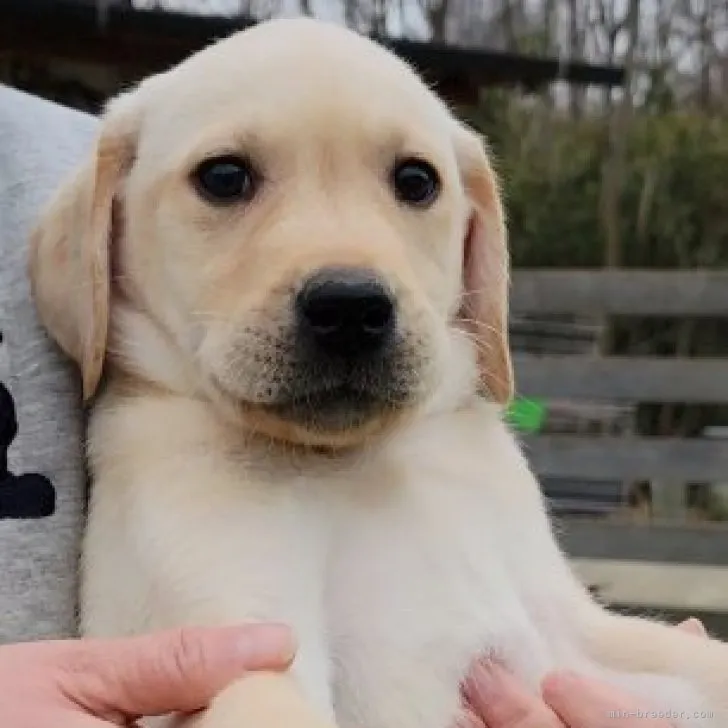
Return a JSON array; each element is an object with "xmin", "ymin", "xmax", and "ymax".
[
  {"xmin": 392, "ymin": 158, "xmax": 440, "ymax": 207},
  {"xmin": 191, "ymin": 155, "xmax": 257, "ymax": 204}
]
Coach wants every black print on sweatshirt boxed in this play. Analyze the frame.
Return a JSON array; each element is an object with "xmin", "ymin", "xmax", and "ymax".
[{"xmin": 0, "ymin": 358, "xmax": 56, "ymax": 520}]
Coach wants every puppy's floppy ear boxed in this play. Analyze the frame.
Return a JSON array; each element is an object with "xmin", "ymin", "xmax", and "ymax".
[
  {"xmin": 454, "ymin": 125, "xmax": 514, "ymax": 405},
  {"xmin": 29, "ymin": 91, "xmax": 141, "ymax": 402}
]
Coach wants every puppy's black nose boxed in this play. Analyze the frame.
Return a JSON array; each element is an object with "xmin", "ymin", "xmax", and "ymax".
[{"xmin": 296, "ymin": 268, "xmax": 395, "ymax": 358}]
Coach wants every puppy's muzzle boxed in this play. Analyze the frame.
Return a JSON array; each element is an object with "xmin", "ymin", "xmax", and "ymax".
[
  {"xmin": 296, "ymin": 267, "xmax": 395, "ymax": 360},
  {"xmin": 260, "ymin": 266, "xmax": 411, "ymax": 433},
  {"xmin": 248, "ymin": 266, "xmax": 421, "ymax": 435}
]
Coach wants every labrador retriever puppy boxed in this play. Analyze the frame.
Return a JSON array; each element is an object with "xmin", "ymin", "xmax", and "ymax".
[{"xmin": 30, "ymin": 17, "xmax": 728, "ymax": 728}]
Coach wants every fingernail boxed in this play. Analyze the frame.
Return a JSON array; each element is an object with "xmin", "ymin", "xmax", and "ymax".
[{"xmin": 235, "ymin": 623, "xmax": 297, "ymax": 664}]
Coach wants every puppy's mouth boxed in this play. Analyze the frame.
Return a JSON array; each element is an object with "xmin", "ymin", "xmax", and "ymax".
[{"xmin": 262, "ymin": 382, "xmax": 393, "ymax": 432}]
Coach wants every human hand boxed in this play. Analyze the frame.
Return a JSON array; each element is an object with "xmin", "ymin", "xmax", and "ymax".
[
  {"xmin": 0, "ymin": 623, "xmax": 295, "ymax": 726},
  {"xmin": 461, "ymin": 618, "xmax": 707, "ymax": 728}
]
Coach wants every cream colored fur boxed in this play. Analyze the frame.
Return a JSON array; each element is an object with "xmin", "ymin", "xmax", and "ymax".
[{"xmin": 30, "ymin": 18, "xmax": 728, "ymax": 728}]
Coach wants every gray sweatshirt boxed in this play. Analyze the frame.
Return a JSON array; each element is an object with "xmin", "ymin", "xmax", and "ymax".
[{"xmin": 0, "ymin": 85, "xmax": 96, "ymax": 642}]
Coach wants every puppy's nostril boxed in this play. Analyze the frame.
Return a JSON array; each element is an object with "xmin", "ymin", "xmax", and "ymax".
[
  {"xmin": 297, "ymin": 267, "xmax": 395, "ymax": 358},
  {"xmin": 305, "ymin": 300, "xmax": 344, "ymax": 336},
  {"xmin": 361, "ymin": 300, "xmax": 392, "ymax": 335}
]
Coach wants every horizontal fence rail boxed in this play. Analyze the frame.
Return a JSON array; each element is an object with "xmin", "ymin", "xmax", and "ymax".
[
  {"xmin": 513, "ymin": 355, "xmax": 728, "ymax": 403},
  {"xmin": 523, "ymin": 435, "xmax": 728, "ymax": 482},
  {"xmin": 511, "ymin": 269, "xmax": 728, "ymax": 316},
  {"xmin": 555, "ymin": 521, "xmax": 728, "ymax": 565}
]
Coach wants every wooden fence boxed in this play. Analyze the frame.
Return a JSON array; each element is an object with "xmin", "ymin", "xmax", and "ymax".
[{"xmin": 509, "ymin": 270, "xmax": 728, "ymax": 618}]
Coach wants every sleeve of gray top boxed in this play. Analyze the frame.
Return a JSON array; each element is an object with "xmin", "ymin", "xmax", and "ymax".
[{"xmin": 0, "ymin": 85, "xmax": 97, "ymax": 642}]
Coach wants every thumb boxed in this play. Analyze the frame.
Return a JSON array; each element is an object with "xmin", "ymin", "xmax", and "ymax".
[{"xmin": 58, "ymin": 624, "xmax": 296, "ymax": 720}]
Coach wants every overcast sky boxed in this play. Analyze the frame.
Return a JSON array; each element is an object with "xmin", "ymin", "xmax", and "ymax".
[{"xmin": 129, "ymin": 0, "xmax": 432, "ymax": 39}]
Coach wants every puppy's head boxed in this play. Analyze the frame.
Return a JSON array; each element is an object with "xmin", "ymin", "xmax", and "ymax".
[{"xmin": 30, "ymin": 18, "xmax": 513, "ymax": 448}]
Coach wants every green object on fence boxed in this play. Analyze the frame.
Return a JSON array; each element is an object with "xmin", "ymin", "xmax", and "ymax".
[{"xmin": 506, "ymin": 397, "xmax": 547, "ymax": 433}]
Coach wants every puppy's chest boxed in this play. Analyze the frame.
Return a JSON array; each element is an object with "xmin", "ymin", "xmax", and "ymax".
[
  {"xmin": 325, "ymin": 464, "xmax": 717, "ymax": 728},
  {"xmin": 325, "ymin": 468, "xmax": 570, "ymax": 728}
]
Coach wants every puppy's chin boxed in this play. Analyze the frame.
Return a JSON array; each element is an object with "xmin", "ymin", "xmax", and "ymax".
[
  {"xmin": 268, "ymin": 387, "xmax": 386, "ymax": 428},
  {"xmin": 201, "ymin": 361, "xmax": 415, "ymax": 449},
  {"xmin": 240, "ymin": 392, "xmax": 410, "ymax": 450}
]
